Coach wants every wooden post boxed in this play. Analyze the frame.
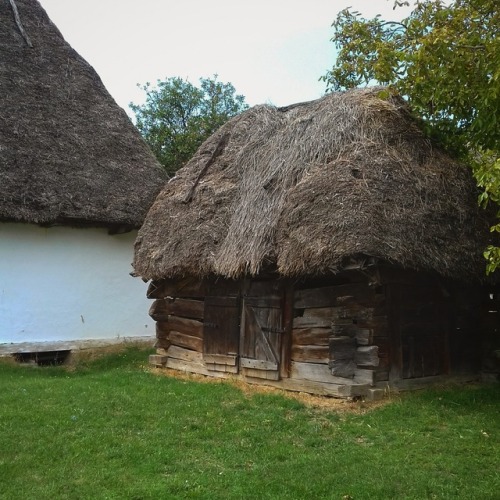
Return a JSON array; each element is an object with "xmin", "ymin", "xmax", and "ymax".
[{"xmin": 280, "ymin": 282, "xmax": 294, "ymax": 379}]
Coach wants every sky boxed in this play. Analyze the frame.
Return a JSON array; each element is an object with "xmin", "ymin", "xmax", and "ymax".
[{"xmin": 37, "ymin": 0, "xmax": 414, "ymax": 114}]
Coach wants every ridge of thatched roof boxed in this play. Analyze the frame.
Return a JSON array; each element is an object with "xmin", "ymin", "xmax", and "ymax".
[
  {"xmin": 134, "ymin": 87, "xmax": 495, "ymax": 283},
  {"xmin": 0, "ymin": 0, "xmax": 167, "ymax": 229}
]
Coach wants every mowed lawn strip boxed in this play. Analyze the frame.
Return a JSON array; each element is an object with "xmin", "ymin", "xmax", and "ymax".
[{"xmin": 0, "ymin": 347, "xmax": 498, "ymax": 499}]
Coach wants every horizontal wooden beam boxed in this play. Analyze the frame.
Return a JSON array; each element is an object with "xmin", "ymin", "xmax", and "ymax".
[
  {"xmin": 292, "ymin": 327, "xmax": 331, "ymax": 346},
  {"xmin": 169, "ymin": 331, "xmax": 203, "ymax": 352},
  {"xmin": 240, "ymin": 358, "xmax": 278, "ymax": 371},
  {"xmin": 203, "ymin": 353, "xmax": 237, "ymax": 366}
]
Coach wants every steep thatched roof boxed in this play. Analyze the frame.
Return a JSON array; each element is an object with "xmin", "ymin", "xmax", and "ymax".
[
  {"xmin": 0, "ymin": 0, "xmax": 167, "ymax": 229},
  {"xmin": 134, "ymin": 87, "xmax": 494, "ymax": 283}
]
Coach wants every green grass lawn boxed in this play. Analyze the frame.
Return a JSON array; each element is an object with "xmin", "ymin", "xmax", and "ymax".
[{"xmin": 0, "ymin": 347, "xmax": 498, "ymax": 500}]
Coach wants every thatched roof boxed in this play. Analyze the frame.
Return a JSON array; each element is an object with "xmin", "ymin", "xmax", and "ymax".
[
  {"xmin": 0, "ymin": 0, "xmax": 167, "ymax": 229},
  {"xmin": 134, "ymin": 87, "xmax": 494, "ymax": 283}
]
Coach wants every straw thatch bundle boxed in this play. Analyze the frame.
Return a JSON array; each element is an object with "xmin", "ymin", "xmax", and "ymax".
[
  {"xmin": 134, "ymin": 87, "xmax": 493, "ymax": 282},
  {"xmin": 0, "ymin": 0, "xmax": 167, "ymax": 229}
]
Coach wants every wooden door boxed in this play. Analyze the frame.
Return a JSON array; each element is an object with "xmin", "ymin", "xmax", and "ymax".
[
  {"xmin": 240, "ymin": 282, "xmax": 284, "ymax": 380},
  {"xmin": 203, "ymin": 295, "xmax": 240, "ymax": 373},
  {"xmin": 390, "ymin": 283, "xmax": 449, "ymax": 380}
]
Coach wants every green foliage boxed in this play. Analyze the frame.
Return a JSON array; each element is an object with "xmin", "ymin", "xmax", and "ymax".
[
  {"xmin": 322, "ymin": 0, "xmax": 500, "ymax": 271},
  {"xmin": 130, "ymin": 75, "xmax": 248, "ymax": 175},
  {"xmin": 0, "ymin": 349, "xmax": 499, "ymax": 499}
]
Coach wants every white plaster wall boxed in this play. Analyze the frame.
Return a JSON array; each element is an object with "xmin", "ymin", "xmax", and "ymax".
[{"xmin": 0, "ymin": 223, "xmax": 154, "ymax": 344}]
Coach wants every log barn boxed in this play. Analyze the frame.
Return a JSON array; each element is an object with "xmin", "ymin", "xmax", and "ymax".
[
  {"xmin": 134, "ymin": 88, "xmax": 500, "ymax": 397},
  {"xmin": 0, "ymin": 0, "xmax": 167, "ymax": 354}
]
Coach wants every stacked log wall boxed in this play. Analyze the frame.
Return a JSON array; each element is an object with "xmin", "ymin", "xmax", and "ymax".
[
  {"xmin": 147, "ymin": 279, "xmax": 207, "ymax": 374},
  {"xmin": 291, "ymin": 271, "xmax": 389, "ymax": 394},
  {"xmin": 147, "ymin": 273, "xmax": 390, "ymax": 398}
]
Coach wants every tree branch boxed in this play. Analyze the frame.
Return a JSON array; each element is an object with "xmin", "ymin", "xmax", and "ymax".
[
  {"xmin": 380, "ymin": 21, "xmax": 407, "ymax": 29},
  {"xmin": 456, "ymin": 44, "xmax": 486, "ymax": 51}
]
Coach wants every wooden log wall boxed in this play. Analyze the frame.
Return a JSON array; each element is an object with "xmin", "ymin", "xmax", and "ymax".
[
  {"xmin": 144, "ymin": 267, "xmax": 498, "ymax": 394},
  {"xmin": 292, "ymin": 273, "xmax": 389, "ymax": 387},
  {"xmin": 376, "ymin": 266, "xmax": 487, "ymax": 381},
  {"xmin": 147, "ymin": 278, "xmax": 243, "ymax": 376},
  {"xmin": 385, "ymin": 277, "xmax": 450, "ymax": 380},
  {"xmin": 147, "ymin": 279, "xmax": 206, "ymax": 373}
]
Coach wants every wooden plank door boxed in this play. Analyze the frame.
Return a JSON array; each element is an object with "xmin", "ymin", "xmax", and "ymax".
[
  {"xmin": 203, "ymin": 295, "xmax": 240, "ymax": 373},
  {"xmin": 390, "ymin": 283, "xmax": 449, "ymax": 380},
  {"xmin": 240, "ymin": 282, "xmax": 284, "ymax": 380}
]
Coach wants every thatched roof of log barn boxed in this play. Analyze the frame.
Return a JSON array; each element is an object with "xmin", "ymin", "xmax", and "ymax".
[
  {"xmin": 134, "ymin": 87, "xmax": 495, "ymax": 283},
  {"xmin": 0, "ymin": 0, "xmax": 167, "ymax": 230}
]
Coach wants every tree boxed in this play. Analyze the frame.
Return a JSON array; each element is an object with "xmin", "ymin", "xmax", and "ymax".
[
  {"xmin": 322, "ymin": 0, "xmax": 500, "ymax": 271},
  {"xmin": 130, "ymin": 75, "xmax": 248, "ymax": 176}
]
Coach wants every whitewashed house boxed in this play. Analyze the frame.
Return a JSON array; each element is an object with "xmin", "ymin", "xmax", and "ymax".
[{"xmin": 0, "ymin": 0, "xmax": 167, "ymax": 356}]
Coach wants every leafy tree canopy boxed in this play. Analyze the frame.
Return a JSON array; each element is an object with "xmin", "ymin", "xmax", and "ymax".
[
  {"xmin": 130, "ymin": 75, "xmax": 248, "ymax": 176},
  {"xmin": 322, "ymin": 0, "xmax": 500, "ymax": 272}
]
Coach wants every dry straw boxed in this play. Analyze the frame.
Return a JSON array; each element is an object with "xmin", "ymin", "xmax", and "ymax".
[
  {"xmin": 134, "ymin": 87, "xmax": 494, "ymax": 282},
  {"xmin": 1, "ymin": 0, "xmax": 166, "ymax": 229}
]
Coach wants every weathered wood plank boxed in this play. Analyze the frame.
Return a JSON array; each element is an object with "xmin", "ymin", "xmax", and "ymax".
[
  {"xmin": 294, "ymin": 283, "xmax": 378, "ymax": 308},
  {"xmin": 354, "ymin": 368, "xmax": 375, "ymax": 385},
  {"xmin": 329, "ymin": 359, "xmax": 356, "ymax": 378},
  {"xmin": 205, "ymin": 363, "xmax": 239, "ymax": 374},
  {"xmin": 281, "ymin": 283, "xmax": 294, "ymax": 379},
  {"xmin": 205, "ymin": 296, "xmax": 238, "ymax": 307},
  {"xmin": 203, "ymin": 353, "xmax": 237, "ymax": 365},
  {"xmin": 290, "ymin": 361, "xmax": 353, "ymax": 385},
  {"xmin": 163, "ymin": 298, "xmax": 204, "ymax": 320},
  {"xmin": 293, "ymin": 315, "xmax": 331, "ymax": 328},
  {"xmin": 291, "ymin": 345, "xmax": 329, "ymax": 364},
  {"xmin": 240, "ymin": 358, "xmax": 278, "ymax": 371},
  {"xmin": 155, "ymin": 321, "xmax": 171, "ymax": 338},
  {"xmin": 304, "ymin": 303, "xmax": 379, "ymax": 322},
  {"xmin": 292, "ymin": 327, "xmax": 331, "ymax": 346},
  {"xmin": 168, "ymin": 316, "xmax": 203, "ymax": 338},
  {"xmin": 355, "ymin": 328, "xmax": 373, "ymax": 345},
  {"xmin": 149, "ymin": 300, "xmax": 170, "ymax": 321},
  {"xmin": 208, "ymin": 279, "xmax": 241, "ymax": 296},
  {"xmin": 244, "ymin": 296, "xmax": 282, "ymax": 308},
  {"xmin": 329, "ymin": 336, "xmax": 356, "ymax": 360},
  {"xmin": 246, "ymin": 280, "xmax": 283, "ymax": 298},
  {"xmin": 241, "ymin": 290, "xmax": 282, "ymax": 366},
  {"xmin": 331, "ymin": 323, "xmax": 358, "ymax": 337},
  {"xmin": 375, "ymin": 349, "xmax": 390, "ymax": 371},
  {"xmin": 161, "ymin": 359, "xmax": 367, "ymax": 398},
  {"xmin": 167, "ymin": 345, "xmax": 203, "ymax": 363},
  {"xmin": 146, "ymin": 280, "xmax": 165, "ymax": 299},
  {"xmin": 155, "ymin": 337, "xmax": 170, "ymax": 350},
  {"xmin": 165, "ymin": 357, "xmax": 226, "ymax": 378},
  {"xmin": 278, "ymin": 377, "xmax": 347, "ymax": 397},
  {"xmin": 256, "ymin": 376, "xmax": 369, "ymax": 398},
  {"xmin": 355, "ymin": 346, "xmax": 380, "ymax": 367},
  {"xmin": 149, "ymin": 354, "xmax": 168, "ymax": 367},
  {"xmin": 147, "ymin": 278, "xmax": 208, "ymax": 299},
  {"xmin": 169, "ymin": 331, "xmax": 203, "ymax": 352},
  {"xmin": 332, "ymin": 306, "xmax": 378, "ymax": 321},
  {"xmin": 333, "ymin": 315, "xmax": 389, "ymax": 336},
  {"xmin": 337, "ymin": 383, "xmax": 371, "ymax": 398},
  {"xmin": 354, "ymin": 316, "xmax": 389, "ymax": 333},
  {"xmin": 374, "ymin": 370, "xmax": 390, "ymax": 382},
  {"xmin": 303, "ymin": 307, "xmax": 337, "ymax": 319},
  {"xmin": 203, "ymin": 296, "xmax": 240, "ymax": 356},
  {"xmin": 242, "ymin": 367, "xmax": 280, "ymax": 380}
]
